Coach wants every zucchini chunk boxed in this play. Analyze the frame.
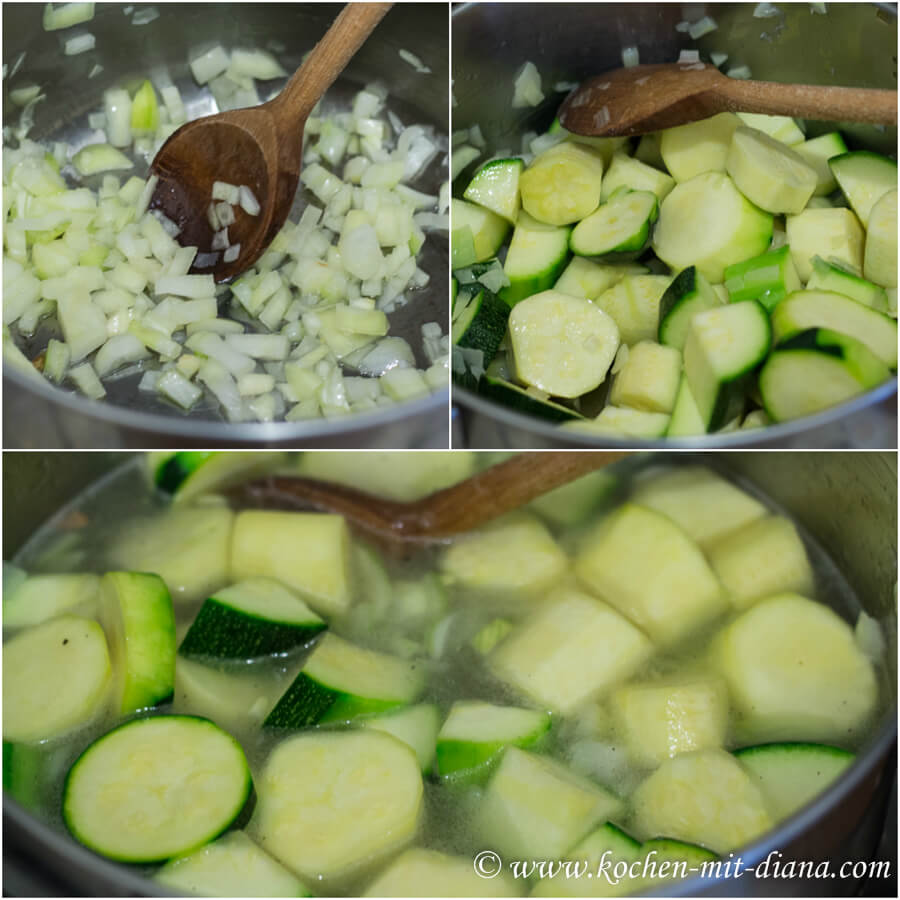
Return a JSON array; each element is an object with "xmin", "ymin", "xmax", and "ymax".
[
  {"xmin": 631, "ymin": 748, "xmax": 772, "ymax": 854},
  {"xmin": 575, "ymin": 503, "xmax": 727, "ymax": 646},
  {"xmin": 253, "ymin": 730, "xmax": 423, "ymax": 883},
  {"xmin": 101, "ymin": 571, "xmax": 176, "ymax": 715},
  {"xmin": 863, "ymin": 189, "xmax": 897, "ymax": 289},
  {"xmin": 264, "ymin": 633, "xmax": 425, "ymax": 728},
  {"xmin": 230, "ymin": 511, "xmax": 351, "ymax": 617},
  {"xmin": 508, "ymin": 290, "xmax": 620, "ymax": 398},
  {"xmin": 532, "ymin": 822, "xmax": 642, "ymax": 897},
  {"xmin": 529, "ymin": 468, "xmax": 618, "ymax": 528},
  {"xmin": 706, "ymin": 515, "xmax": 814, "ymax": 609},
  {"xmin": 440, "ymin": 510, "xmax": 569, "ymax": 597},
  {"xmin": 363, "ymin": 704, "xmax": 441, "ymax": 773},
  {"xmin": 611, "ymin": 675, "xmax": 729, "ymax": 768},
  {"xmin": 658, "ymin": 266, "xmax": 722, "ymax": 351},
  {"xmin": 599, "ymin": 152, "xmax": 675, "ymax": 202},
  {"xmin": 364, "ymin": 847, "xmax": 519, "ymax": 897},
  {"xmin": 435, "ymin": 701, "xmax": 551, "ymax": 781},
  {"xmin": 734, "ymin": 742, "xmax": 855, "ymax": 821},
  {"xmin": 463, "ymin": 157, "xmax": 524, "ymax": 224},
  {"xmin": 178, "ymin": 578, "xmax": 326, "ymax": 661},
  {"xmin": 666, "ymin": 375, "xmax": 706, "ymax": 437},
  {"xmin": 63, "ymin": 715, "xmax": 253, "ymax": 864},
  {"xmin": 639, "ymin": 838, "xmax": 718, "ymax": 888},
  {"xmin": 478, "ymin": 375, "xmax": 585, "ymax": 422},
  {"xmin": 489, "ymin": 587, "xmax": 652, "ymax": 714},
  {"xmin": 771, "ymin": 290, "xmax": 897, "ymax": 368},
  {"xmin": 519, "ymin": 142, "xmax": 605, "ymax": 226},
  {"xmin": 451, "ymin": 285, "xmax": 510, "ymax": 368},
  {"xmin": 630, "ymin": 466, "xmax": 767, "ymax": 550},
  {"xmin": 2, "ymin": 572, "xmax": 100, "ymax": 629},
  {"xmin": 736, "ymin": 113, "xmax": 805, "ymax": 146},
  {"xmin": 785, "ymin": 207, "xmax": 864, "ymax": 282},
  {"xmin": 478, "ymin": 746, "xmax": 624, "ymax": 859},
  {"xmin": 174, "ymin": 656, "xmax": 285, "ymax": 735},
  {"xmin": 722, "ymin": 245, "xmax": 801, "ymax": 311},
  {"xmin": 793, "ymin": 131, "xmax": 847, "ymax": 196},
  {"xmin": 109, "ymin": 505, "xmax": 234, "ymax": 603},
  {"xmin": 652, "ymin": 172, "xmax": 773, "ymax": 283},
  {"xmin": 2, "ymin": 615, "xmax": 111, "ymax": 743},
  {"xmin": 451, "ymin": 198, "xmax": 510, "ymax": 268},
  {"xmin": 726, "ymin": 126, "xmax": 817, "ymax": 214},
  {"xmin": 807, "ymin": 256, "xmax": 889, "ymax": 312},
  {"xmin": 500, "ymin": 212, "xmax": 571, "ymax": 306},
  {"xmin": 156, "ymin": 831, "xmax": 311, "ymax": 898},
  {"xmin": 828, "ymin": 150, "xmax": 897, "ymax": 228},
  {"xmin": 565, "ymin": 405, "xmax": 670, "ymax": 438},
  {"xmin": 151, "ymin": 451, "xmax": 278, "ymax": 503},
  {"xmin": 570, "ymin": 189, "xmax": 658, "ymax": 257},
  {"xmin": 594, "ymin": 274, "xmax": 673, "ymax": 346},
  {"xmin": 760, "ymin": 329, "xmax": 892, "ymax": 423},
  {"xmin": 683, "ymin": 300, "xmax": 772, "ymax": 432},
  {"xmin": 608, "ymin": 340, "xmax": 681, "ymax": 414},
  {"xmin": 659, "ymin": 113, "xmax": 741, "ymax": 183},
  {"xmin": 711, "ymin": 593, "xmax": 878, "ymax": 743},
  {"xmin": 553, "ymin": 256, "xmax": 647, "ymax": 301}
]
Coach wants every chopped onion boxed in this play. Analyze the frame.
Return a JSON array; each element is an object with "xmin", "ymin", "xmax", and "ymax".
[
  {"xmin": 238, "ymin": 184, "xmax": 260, "ymax": 215},
  {"xmin": 675, "ymin": 20, "xmax": 691, "ymax": 33},
  {"xmin": 189, "ymin": 45, "xmax": 230, "ymax": 85},
  {"xmin": 64, "ymin": 32, "xmax": 95, "ymax": 55},
  {"xmin": 10, "ymin": 85, "xmax": 42, "ymax": 107},
  {"xmin": 688, "ymin": 15, "xmax": 718, "ymax": 38},
  {"xmin": 157, "ymin": 368, "xmax": 201, "ymax": 408},
  {"xmin": 398, "ymin": 49, "xmax": 431, "ymax": 75},
  {"xmin": 211, "ymin": 228, "xmax": 230, "ymax": 251},
  {"xmin": 753, "ymin": 3, "xmax": 781, "ymax": 17},
  {"xmin": 678, "ymin": 49, "xmax": 701, "ymax": 64},
  {"xmin": 810, "ymin": 3, "xmax": 827, "ymax": 13},
  {"xmin": 131, "ymin": 6, "xmax": 160, "ymax": 26},
  {"xmin": 621, "ymin": 46, "xmax": 640, "ymax": 68},
  {"xmin": 69, "ymin": 362, "xmax": 106, "ymax": 398},
  {"xmin": 88, "ymin": 63, "xmax": 103, "ymax": 79},
  {"xmin": 223, "ymin": 244, "xmax": 240, "ymax": 263},
  {"xmin": 710, "ymin": 51, "xmax": 729, "ymax": 67},
  {"xmin": 512, "ymin": 61, "xmax": 544, "ymax": 108},
  {"xmin": 727, "ymin": 65, "xmax": 753, "ymax": 79}
]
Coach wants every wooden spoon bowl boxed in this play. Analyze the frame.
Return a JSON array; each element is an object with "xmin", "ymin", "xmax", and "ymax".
[
  {"xmin": 149, "ymin": 2, "xmax": 392, "ymax": 282},
  {"xmin": 560, "ymin": 62, "xmax": 898, "ymax": 138}
]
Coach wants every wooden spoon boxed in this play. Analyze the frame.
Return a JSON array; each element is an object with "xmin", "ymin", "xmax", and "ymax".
[
  {"xmin": 148, "ymin": 2, "xmax": 392, "ymax": 282},
  {"xmin": 228, "ymin": 451, "xmax": 629, "ymax": 546},
  {"xmin": 559, "ymin": 62, "xmax": 898, "ymax": 137}
]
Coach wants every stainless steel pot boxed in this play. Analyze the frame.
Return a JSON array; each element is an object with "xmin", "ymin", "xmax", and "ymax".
[
  {"xmin": 451, "ymin": 2, "xmax": 898, "ymax": 449},
  {"xmin": 2, "ymin": 3, "xmax": 449, "ymax": 448},
  {"xmin": 2, "ymin": 451, "xmax": 896, "ymax": 896}
]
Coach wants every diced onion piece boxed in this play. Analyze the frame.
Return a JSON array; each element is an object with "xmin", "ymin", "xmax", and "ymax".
[
  {"xmin": 512, "ymin": 61, "xmax": 544, "ymax": 108},
  {"xmin": 754, "ymin": 3, "xmax": 781, "ymax": 17},
  {"xmin": 43, "ymin": 3, "xmax": 95, "ymax": 31},
  {"xmin": 10, "ymin": 85, "xmax": 43, "ymax": 107},
  {"xmin": 189, "ymin": 45, "xmax": 230, "ymax": 85},
  {"xmin": 211, "ymin": 228, "xmax": 230, "ymax": 251},
  {"xmin": 688, "ymin": 15, "xmax": 718, "ymax": 38},
  {"xmin": 727, "ymin": 65, "xmax": 753, "ymax": 79},
  {"xmin": 64, "ymin": 32, "xmax": 95, "ymax": 55},
  {"xmin": 622, "ymin": 45, "xmax": 640, "ymax": 67},
  {"xmin": 237, "ymin": 372, "xmax": 275, "ymax": 396},
  {"xmin": 710, "ymin": 51, "xmax": 729, "ymax": 67},
  {"xmin": 68, "ymin": 361, "xmax": 106, "ymax": 398},
  {"xmin": 94, "ymin": 333, "xmax": 148, "ymax": 376},
  {"xmin": 228, "ymin": 48, "xmax": 287, "ymax": 80},
  {"xmin": 451, "ymin": 146, "xmax": 480, "ymax": 181},
  {"xmin": 131, "ymin": 6, "xmax": 160, "ymax": 26},
  {"xmin": 72, "ymin": 143, "xmax": 134, "ymax": 176},
  {"xmin": 380, "ymin": 366, "xmax": 429, "ymax": 401},
  {"xmin": 211, "ymin": 180, "xmax": 240, "ymax": 204},
  {"xmin": 398, "ymin": 48, "xmax": 431, "ymax": 74},
  {"xmin": 238, "ymin": 184, "xmax": 260, "ymax": 215},
  {"xmin": 103, "ymin": 88, "xmax": 132, "ymax": 147},
  {"xmin": 154, "ymin": 274, "xmax": 216, "ymax": 298},
  {"xmin": 678, "ymin": 49, "xmax": 701, "ymax": 64},
  {"xmin": 157, "ymin": 368, "xmax": 201, "ymax": 408},
  {"xmin": 223, "ymin": 243, "xmax": 240, "ymax": 263}
]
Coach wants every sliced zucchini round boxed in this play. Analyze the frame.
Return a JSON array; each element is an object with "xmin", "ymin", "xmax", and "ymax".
[
  {"xmin": 2, "ymin": 615, "xmax": 111, "ymax": 743},
  {"xmin": 570, "ymin": 189, "xmax": 658, "ymax": 257},
  {"xmin": 509, "ymin": 289, "xmax": 619, "ymax": 398},
  {"xmin": 828, "ymin": 150, "xmax": 897, "ymax": 228},
  {"xmin": 519, "ymin": 142, "xmax": 605, "ymax": 226},
  {"xmin": 63, "ymin": 715, "xmax": 253, "ymax": 864},
  {"xmin": 254, "ymin": 730, "xmax": 423, "ymax": 883}
]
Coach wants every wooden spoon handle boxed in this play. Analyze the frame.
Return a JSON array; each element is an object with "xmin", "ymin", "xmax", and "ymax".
[
  {"xmin": 404, "ymin": 451, "xmax": 628, "ymax": 538},
  {"xmin": 270, "ymin": 2, "xmax": 393, "ymax": 124},
  {"xmin": 718, "ymin": 78, "xmax": 898, "ymax": 125}
]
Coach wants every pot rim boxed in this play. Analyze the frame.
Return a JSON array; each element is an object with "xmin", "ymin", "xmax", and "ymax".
[{"xmin": 3, "ymin": 365, "xmax": 448, "ymax": 443}]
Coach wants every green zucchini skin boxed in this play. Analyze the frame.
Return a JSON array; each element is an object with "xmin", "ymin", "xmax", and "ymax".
[
  {"xmin": 263, "ymin": 673, "xmax": 401, "ymax": 729},
  {"xmin": 155, "ymin": 452, "xmax": 215, "ymax": 494},
  {"xmin": 452, "ymin": 287, "xmax": 510, "ymax": 365},
  {"xmin": 178, "ymin": 599, "xmax": 326, "ymax": 661}
]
